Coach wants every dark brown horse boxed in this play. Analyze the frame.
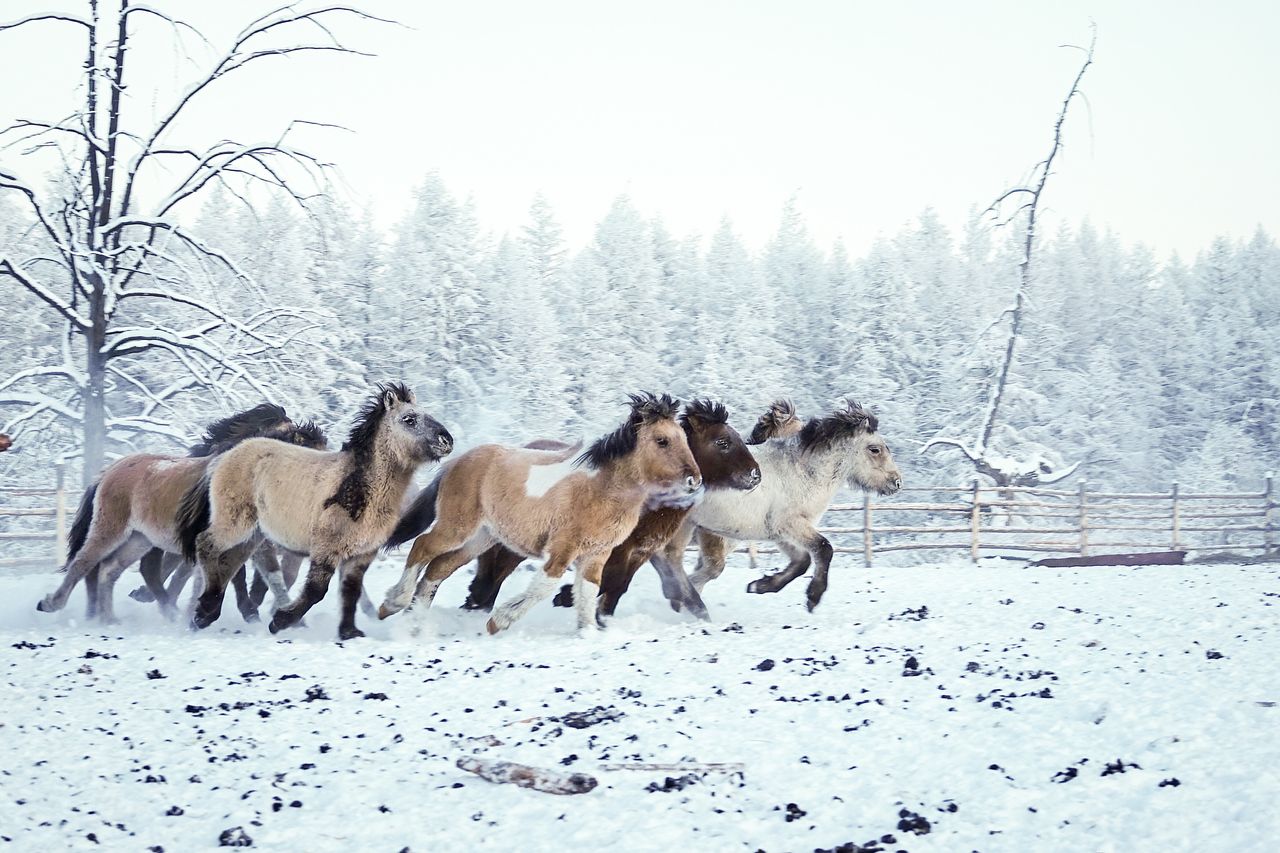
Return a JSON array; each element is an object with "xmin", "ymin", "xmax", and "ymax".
[{"xmin": 461, "ymin": 399, "xmax": 762, "ymax": 622}]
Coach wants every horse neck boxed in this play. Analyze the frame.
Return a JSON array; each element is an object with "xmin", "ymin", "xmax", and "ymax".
[
  {"xmin": 788, "ymin": 442, "xmax": 849, "ymax": 502},
  {"xmin": 588, "ymin": 458, "xmax": 651, "ymax": 509},
  {"xmin": 358, "ymin": 444, "xmax": 417, "ymax": 508}
]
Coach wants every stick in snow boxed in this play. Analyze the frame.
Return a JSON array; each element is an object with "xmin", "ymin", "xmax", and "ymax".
[{"xmin": 455, "ymin": 757, "xmax": 598, "ymax": 795}]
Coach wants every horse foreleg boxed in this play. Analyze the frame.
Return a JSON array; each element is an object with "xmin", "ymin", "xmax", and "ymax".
[
  {"xmin": 573, "ymin": 553, "xmax": 608, "ymax": 632},
  {"xmin": 597, "ymin": 545, "xmax": 646, "ymax": 619},
  {"xmin": 83, "ymin": 566, "xmax": 100, "ymax": 619},
  {"xmin": 464, "ymin": 545, "xmax": 524, "ymax": 612},
  {"xmin": 411, "ymin": 535, "xmax": 495, "ymax": 612},
  {"xmin": 650, "ymin": 552, "xmax": 709, "ymax": 621},
  {"xmin": 337, "ymin": 555, "xmax": 376, "ymax": 641},
  {"xmin": 269, "ymin": 555, "xmax": 337, "ymax": 634},
  {"xmin": 358, "ymin": 584, "xmax": 377, "ymax": 618},
  {"xmin": 487, "ymin": 549, "xmax": 576, "ymax": 635},
  {"xmin": 688, "ymin": 528, "xmax": 731, "ymax": 594}
]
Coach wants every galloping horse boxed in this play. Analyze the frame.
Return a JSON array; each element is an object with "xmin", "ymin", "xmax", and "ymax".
[
  {"xmin": 379, "ymin": 393, "xmax": 703, "ymax": 634},
  {"xmin": 180, "ymin": 382, "xmax": 452, "ymax": 640},
  {"xmin": 663, "ymin": 399, "xmax": 902, "ymax": 612},
  {"xmin": 461, "ymin": 398, "xmax": 763, "ymax": 622},
  {"xmin": 36, "ymin": 405, "xmax": 323, "ymax": 622}
]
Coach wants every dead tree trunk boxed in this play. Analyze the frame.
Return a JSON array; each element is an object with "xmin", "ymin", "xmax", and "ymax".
[{"xmin": 924, "ymin": 27, "xmax": 1097, "ymax": 490}]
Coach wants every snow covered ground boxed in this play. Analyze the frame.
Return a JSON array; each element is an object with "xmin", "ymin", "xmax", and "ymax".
[{"xmin": 1, "ymin": 556, "xmax": 1278, "ymax": 852}]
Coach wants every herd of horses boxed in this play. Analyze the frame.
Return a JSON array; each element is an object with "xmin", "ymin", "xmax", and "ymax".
[{"xmin": 31, "ymin": 382, "xmax": 902, "ymax": 639}]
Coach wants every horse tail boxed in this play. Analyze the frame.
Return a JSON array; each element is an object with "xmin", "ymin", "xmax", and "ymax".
[
  {"xmin": 176, "ymin": 475, "xmax": 213, "ymax": 564},
  {"xmin": 384, "ymin": 474, "xmax": 443, "ymax": 551},
  {"xmin": 526, "ymin": 439, "xmax": 584, "ymax": 466},
  {"xmin": 748, "ymin": 399, "xmax": 800, "ymax": 444},
  {"xmin": 63, "ymin": 482, "xmax": 98, "ymax": 568}
]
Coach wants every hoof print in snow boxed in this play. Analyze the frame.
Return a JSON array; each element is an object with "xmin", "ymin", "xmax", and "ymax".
[
  {"xmin": 556, "ymin": 705, "xmax": 623, "ymax": 729},
  {"xmin": 777, "ymin": 802, "xmax": 807, "ymax": 822},
  {"xmin": 363, "ymin": 692, "xmax": 389, "ymax": 700},
  {"xmin": 754, "ymin": 658, "xmax": 775, "ymax": 672},
  {"xmin": 896, "ymin": 808, "xmax": 931, "ymax": 835},
  {"xmin": 1159, "ymin": 777, "xmax": 1181, "ymax": 787},
  {"xmin": 146, "ymin": 669, "xmax": 166, "ymax": 679},
  {"xmin": 218, "ymin": 826, "xmax": 253, "ymax": 847},
  {"xmin": 1205, "ymin": 649, "xmax": 1225, "ymax": 660},
  {"xmin": 1101, "ymin": 759, "xmax": 1140, "ymax": 776},
  {"xmin": 165, "ymin": 806, "xmax": 183, "ymax": 816}
]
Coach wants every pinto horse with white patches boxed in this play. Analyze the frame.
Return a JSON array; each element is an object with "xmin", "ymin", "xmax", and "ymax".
[{"xmin": 379, "ymin": 393, "xmax": 703, "ymax": 634}]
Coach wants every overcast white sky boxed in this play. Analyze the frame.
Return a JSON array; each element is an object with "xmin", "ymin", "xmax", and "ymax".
[{"xmin": 3, "ymin": 1, "xmax": 1278, "ymax": 258}]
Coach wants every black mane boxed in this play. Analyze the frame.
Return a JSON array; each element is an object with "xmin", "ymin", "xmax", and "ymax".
[
  {"xmin": 748, "ymin": 399, "xmax": 797, "ymax": 445},
  {"xmin": 283, "ymin": 420, "xmax": 329, "ymax": 450},
  {"xmin": 343, "ymin": 381, "xmax": 414, "ymax": 461},
  {"xmin": 577, "ymin": 392, "xmax": 680, "ymax": 470},
  {"xmin": 680, "ymin": 398, "xmax": 729, "ymax": 429},
  {"xmin": 189, "ymin": 403, "xmax": 288, "ymax": 457},
  {"xmin": 327, "ymin": 382, "xmax": 414, "ymax": 521},
  {"xmin": 798, "ymin": 400, "xmax": 879, "ymax": 453}
]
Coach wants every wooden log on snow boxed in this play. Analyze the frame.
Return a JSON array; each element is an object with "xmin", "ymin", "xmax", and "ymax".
[
  {"xmin": 455, "ymin": 757, "xmax": 598, "ymax": 795},
  {"xmin": 1030, "ymin": 551, "xmax": 1186, "ymax": 568}
]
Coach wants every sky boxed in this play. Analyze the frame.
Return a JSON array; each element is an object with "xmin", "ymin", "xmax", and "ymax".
[{"xmin": 2, "ymin": 0, "xmax": 1278, "ymax": 259}]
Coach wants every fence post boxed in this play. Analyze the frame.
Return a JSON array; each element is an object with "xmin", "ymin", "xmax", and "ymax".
[
  {"xmin": 969, "ymin": 478, "xmax": 981, "ymax": 563},
  {"xmin": 53, "ymin": 463, "xmax": 68, "ymax": 564},
  {"xmin": 1077, "ymin": 479, "xmax": 1088, "ymax": 556},
  {"xmin": 1170, "ymin": 481, "xmax": 1181, "ymax": 551},
  {"xmin": 1265, "ymin": 472, "xmax": 1275, "ymax": 555},
  {"xmin": 862, "ymin": 490, "xmax": 873, "ymax": 568}
]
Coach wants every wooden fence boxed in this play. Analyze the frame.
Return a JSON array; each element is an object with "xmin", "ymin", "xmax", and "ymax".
[
  {"xmin": 749, "ymin": 475, "xmax": 1277, "ymax": 566},
  {"xmin": 1, "ymin": 471, "xmax": 1276, "ymax": 571},
  {"xmin": 0, "ymin": 465, "xmax": 69, "ymax": 571}
]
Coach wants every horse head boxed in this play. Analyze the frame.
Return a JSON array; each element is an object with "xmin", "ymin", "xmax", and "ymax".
[
  {"xmin": 799, "ymin": 400, "xmax": 902, "ymax": 496},
  {"xmin": 680, "ymin": 398, "xmax": 760, "ymax": 491}
]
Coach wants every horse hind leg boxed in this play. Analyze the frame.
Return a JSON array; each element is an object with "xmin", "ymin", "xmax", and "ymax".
[
  {"xmin": 488, "ymin": 549, "xmax": 576, "ymax": 635},
  {"xmin": 38, "ymin": 507, "xmax": 130, "ymax": 614},
  {"xmin": 192, "ymin": 536, "xmax": 259, "ymax": 630},
  {"xmin": 379, "ymin": 509, "xmax": 480, "ymax": 619},
  {"xmin": 465, "ymin": 545, "xmax": 524, "ymax": 612},
  {"xmin": 411, "ymin": 534, "xmax": 496, "ymax": 613},
  {"xmin": 269, "ymin": 553, "xmax": 341, "ymax": 634},
  {"xmin": 230, "ymin": 565, "xmax": 259, "ymax": 623},
  {"xmin": 338, "ymin": 555, "xmax": 377, "ymax": 641},
  {"xmin": 573, "ymin": 554, "xmax": 608, "ymax": 632},
  {"xmin": 94, "ymin": 533, "xmax": 156, "ymax": 624},
  {"xmin": 651, "ymin": 551, "xmax": 710, "ymax": 621}
]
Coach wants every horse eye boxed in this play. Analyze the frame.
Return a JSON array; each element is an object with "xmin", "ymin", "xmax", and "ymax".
[
  {"xmin": 655, "ymin": 437, "xmax": 670, "ymax": 448},
  {"xmin": 868, "ymin": 445, "xmax": 881, "ymax": 455},
  {"xmin": 716, "ymin": 438, "xmax": 730, "ymax": 449},
  {"xmin": 403, "ymin": 415, "xmax": 417, "ymax": 427}
]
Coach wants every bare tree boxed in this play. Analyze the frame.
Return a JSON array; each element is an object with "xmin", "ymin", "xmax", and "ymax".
[
  {"xmin": 0, "ymin": 2, "xmax": 385, "ymax": 483},
  {"xmin": 924, "ymin": 27, "xmax": 1097, "ymax": 488}
]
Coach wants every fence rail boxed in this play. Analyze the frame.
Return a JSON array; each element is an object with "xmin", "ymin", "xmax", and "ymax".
[{"xmin": 2, "ymin": 470, "xmax": 1276, "ymax": 572}]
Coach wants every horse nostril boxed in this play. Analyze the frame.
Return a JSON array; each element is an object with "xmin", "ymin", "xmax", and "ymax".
[
  {"xmin": 751, "ymin": 468, "xmax": 761, "ymax": 483},
  {"xmin": 684, "ymin": 475, "xmax": 699, "ymax": 491}
]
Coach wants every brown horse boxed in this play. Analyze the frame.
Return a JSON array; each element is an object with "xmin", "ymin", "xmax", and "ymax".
[
  {"xmin": 462, "ymin": 398, "xmax": 763, "ymax": 622},
  {"xmin": 378, "ymin": 393, "xmax": 702, "ymax": 633},
  {"xmin": 0, "ymin": 433, "xmax": 11, "ymax": 452},
  {"xmin": 179, "ymin": 382, "xmax": 453, "ymax": 640},
  {"xmin": 37, "ymin": 406, "xmax": 323, "ymax": 622}
]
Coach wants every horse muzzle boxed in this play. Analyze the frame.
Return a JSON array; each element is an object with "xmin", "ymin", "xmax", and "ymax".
[
  {"xmin": 879, "ymin": 475, "xmax": 903, "ymax": 496},
  {"xmin": 426, "ymin": 430, "xmax": 454, "ymax": 460}
]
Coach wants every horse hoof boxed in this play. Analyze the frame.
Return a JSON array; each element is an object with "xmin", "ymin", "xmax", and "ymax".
[
  {"xmin": 36, "ymin": 598, "xmax": 54, "ymax": 613},
  {"xmin": 805, "ymin": 595, "xmax": 823, "ymax": 612},
  {"xmin": 268, "ymin": 613, "xmax": 292, "ymax": 634},
  {"xmin": 746, "ymin": 579, "xmax": 768, "ymax": 594},
  {"xmin": 485, "ymin": 617, "xmax": 501, "ymax": 635},
  {"xmin": 552, "ymin": 584, "xmax": 574, "ymax": 608},
  {"xmin": 377, "ymin": 603, "xmax": 396, "ymax": 620},
  {"xmin": 129, "ymin": 586, "xmax": 155, "ymax": 603},
  {"xmin": 242, "ymin": 611, "xmax": 260, "ymax": 624},
  {"xmin": 338, "ymin": 626, "xmax": 365, "ymax": 641}
]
